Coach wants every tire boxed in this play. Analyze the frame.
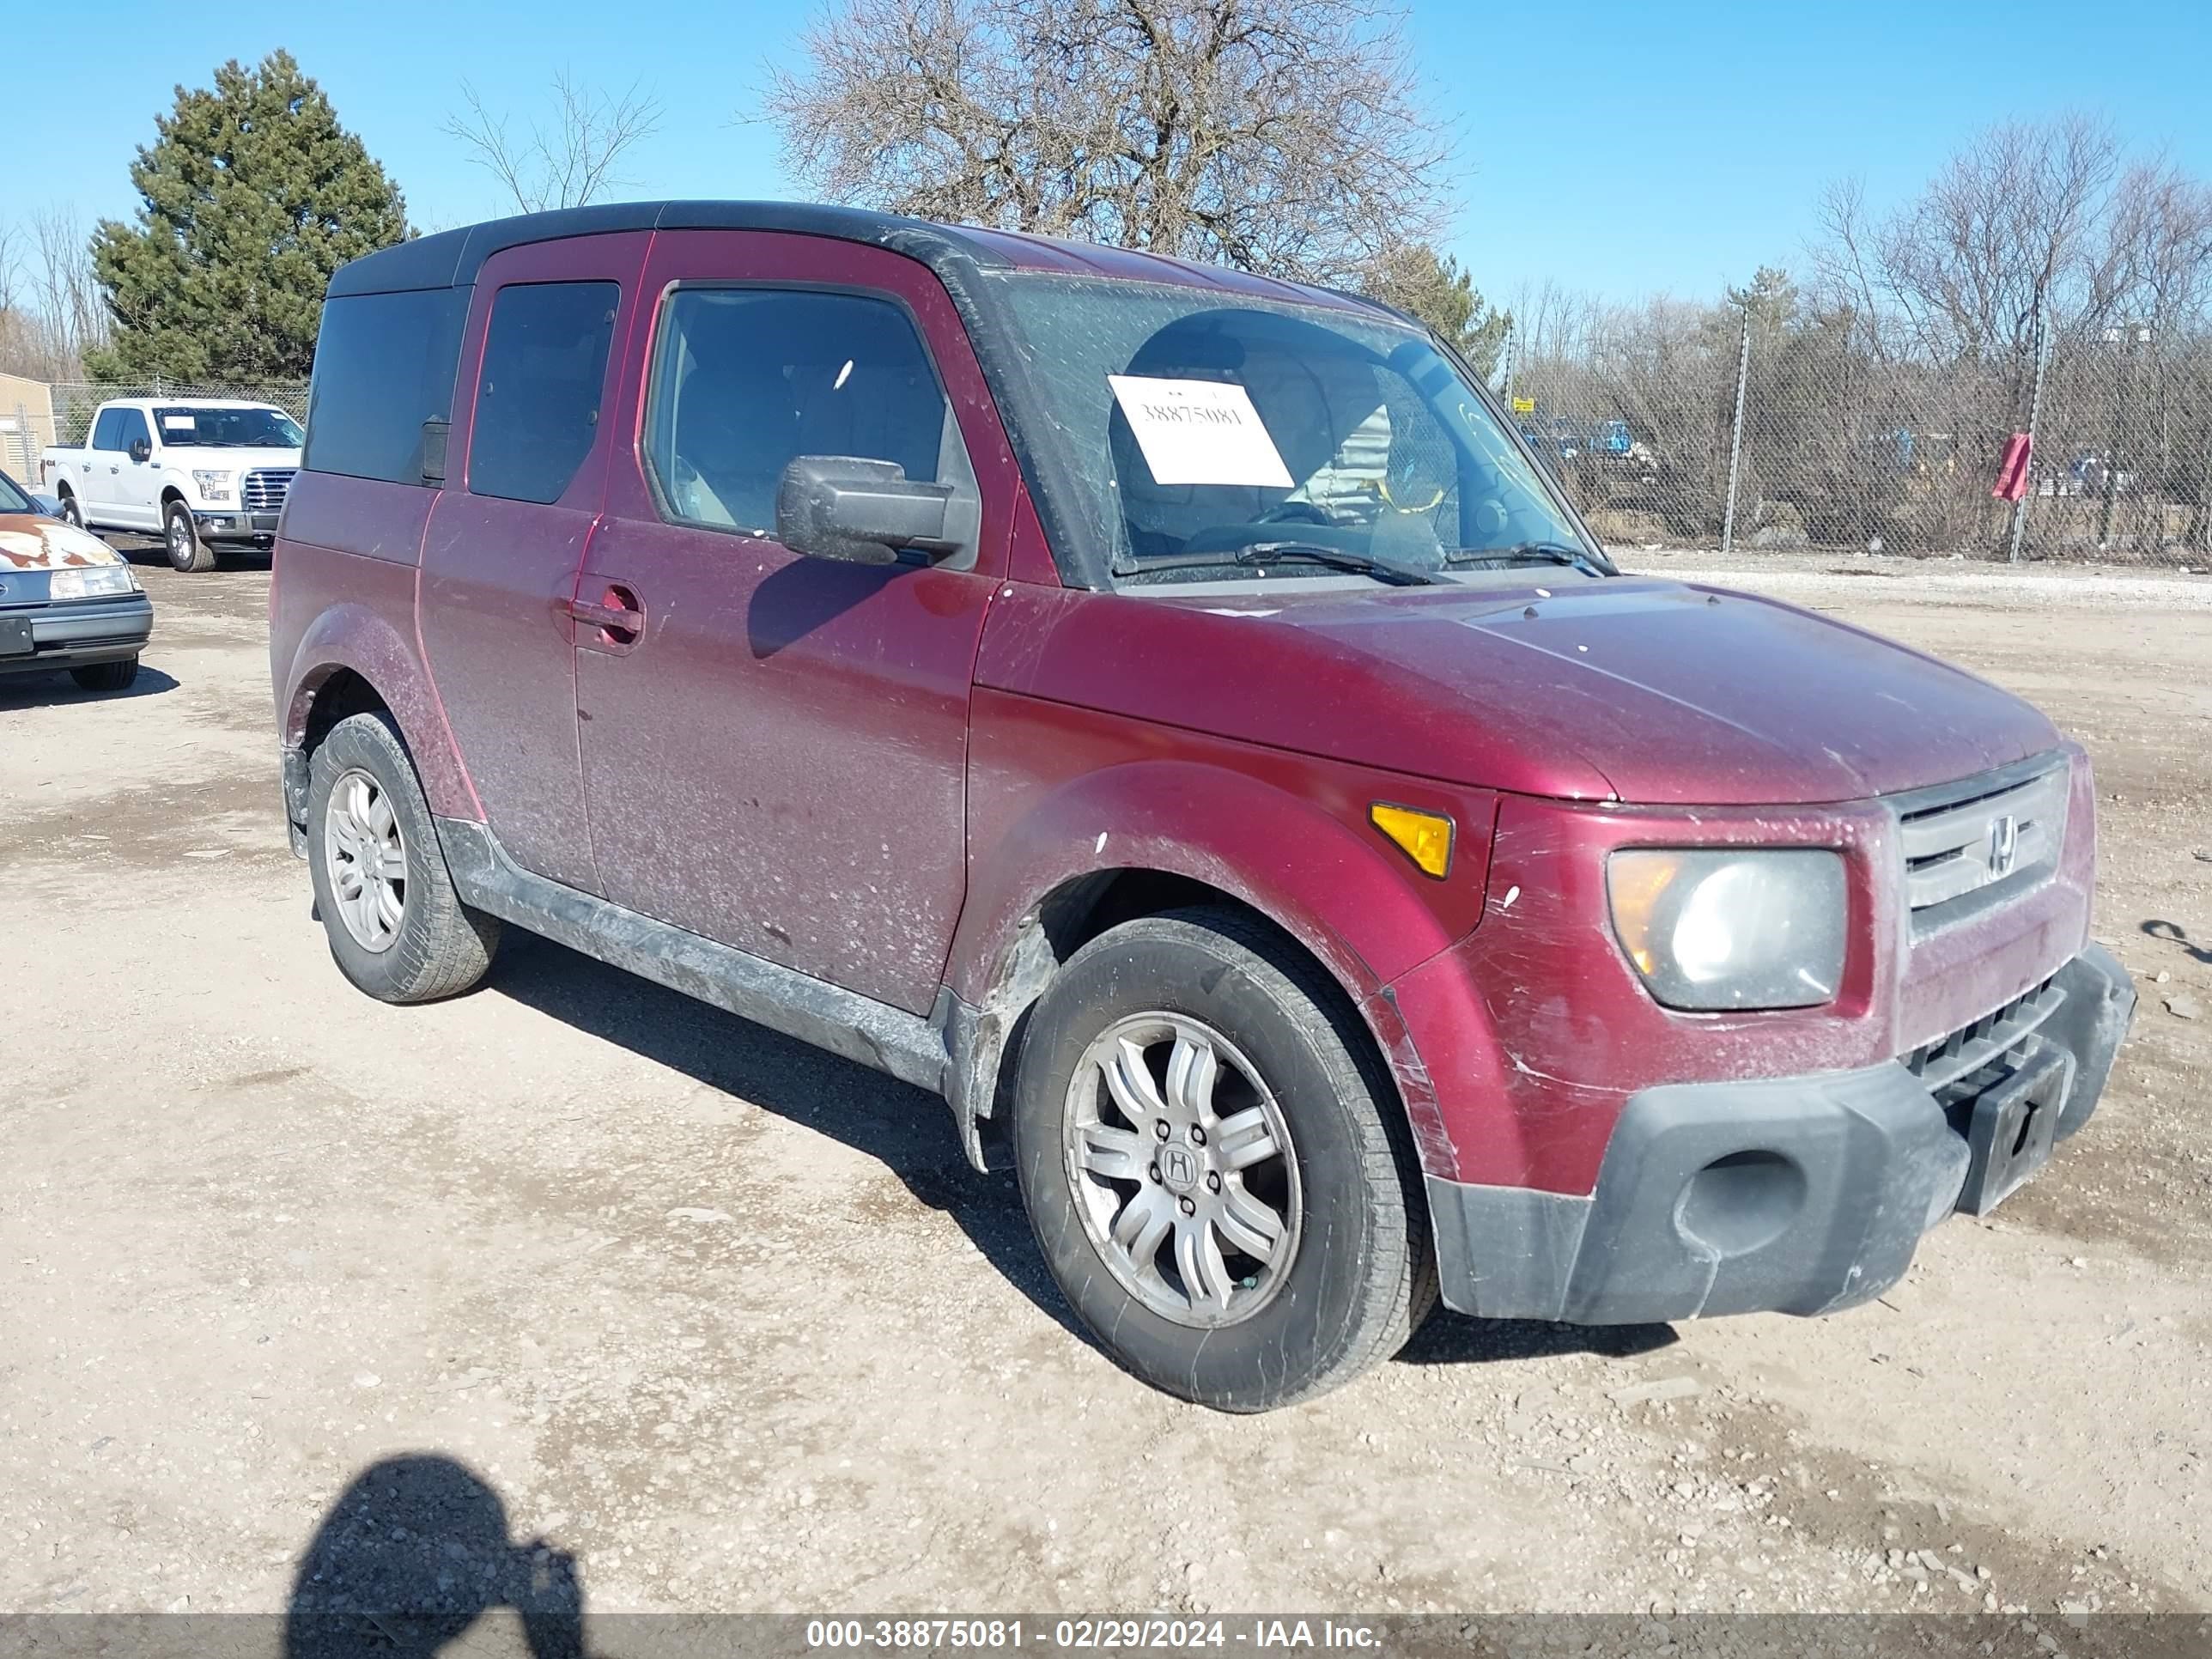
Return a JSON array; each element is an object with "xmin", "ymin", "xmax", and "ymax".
[
  {"xmin": 163, "ymin": 499, "xmax": 216, "ymax": 573},
  {"xmin": 58, "ymin": 491, "xmax": 84, "ymax": 528},
  {"xmin": 1012, "ymin": 907, "xmax": 1436, "ymax": 1412},
  {"xmin": 306, "ymin": 711, "xmax": 501, "ymax": 1003},
  {"xmin": 70, "ymin": 657, "xmax": 139, "ymax": 692}
]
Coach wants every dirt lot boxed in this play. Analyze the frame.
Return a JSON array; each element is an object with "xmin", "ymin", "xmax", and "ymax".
[{"xmin": 2, "ymin": 548, "xmax": 2208, "ymax": 1632}]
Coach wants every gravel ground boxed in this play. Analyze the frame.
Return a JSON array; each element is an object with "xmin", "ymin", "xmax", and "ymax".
[
  {"xmin": 1631, "ymin": 543, "xmax": 2212, "ymax": 610},
  {"xmin": 0, "ymin": 548, "xmax": 2206, "ymax": 1642}
]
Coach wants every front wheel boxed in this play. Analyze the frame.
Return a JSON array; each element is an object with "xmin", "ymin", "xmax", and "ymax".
[
  {"xmin": 70, "ymin": 657, "xmax": 138, "ymax": 692},
  {"xmin": 1012, "ymin": 908, "xmax": 1435, "ymax": 1412},
  {"xmin": 163, "ymin": 499, "xmax": 215, "ymax": 573}
]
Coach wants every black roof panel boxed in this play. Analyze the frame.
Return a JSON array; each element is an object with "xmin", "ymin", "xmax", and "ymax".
[{"xmin": 326, "ymin": 200, "xmax": 1014, "ymax": 297}]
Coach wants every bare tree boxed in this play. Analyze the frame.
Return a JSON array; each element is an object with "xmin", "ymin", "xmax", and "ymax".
[
  {"xmin": 36, "ymin": 208, "xmax": 108, "ymax": 371},
  {"xmin": 0, "ymin": 218, "xmax": 30, "ymax": 380},
  {"xmin": 1806, "ymin": 115, "xmax": 2212, "ymax": 368},
  {"xmin": 2100, "ymin": 162, "xmax": 2212, "ymax": 329},
  {"xmin": 763, "ymin": 0, "xmax": 1454, "ymax": 283},
  {"xmin": 0, "ymin": 220, "xmax": 20, "ymax": 319},
  {"xmin": 0, "ymin": 207, "xmax": 107, "ymax": 380},
  {"xmin": 1504, "ymin": 278, "xmax": 1606, "ymax": 369},
  {"xmin": 443, "ymin": 73, "xmax": 664, "ymax": 215}
]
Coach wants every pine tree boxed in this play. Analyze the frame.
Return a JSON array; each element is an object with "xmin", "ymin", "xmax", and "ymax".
[
  {"xmin": 1725, "ymin": 265, "xmax": 1800, "ymax": 345},
  {"xmin": 1361, "ymin": 244, "xmax": 1513, "ymax": 377},
  {"xmin": 88, "ymin": 52, "xmax": 408, "ymax": 382}
]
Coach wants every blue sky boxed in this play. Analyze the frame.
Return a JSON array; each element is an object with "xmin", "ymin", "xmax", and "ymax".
[{"xmin": 16, "ymin": 0, "xmax": 2212, "ymax": 307}]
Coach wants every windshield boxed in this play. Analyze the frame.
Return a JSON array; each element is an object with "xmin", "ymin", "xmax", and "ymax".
[
  {"xmin": 153, "ymin": 406, "xmax": 305, "ymax": 448},
  {"xmin": 991, "ymin": 275, "xmax": 1595, "ymax": 586},
  {"xmin": 0, "ymin": 470, "xmax": 33, "ymax": 514}
]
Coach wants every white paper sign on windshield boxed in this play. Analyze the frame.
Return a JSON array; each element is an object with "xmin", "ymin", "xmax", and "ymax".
[
  {"xmin": 1108, "ymin": 374, "xmax": 1293, "ymax": 489},
  {"xmin": 161, "ymin": 415, "xmax": 198, "ymax": 432}
]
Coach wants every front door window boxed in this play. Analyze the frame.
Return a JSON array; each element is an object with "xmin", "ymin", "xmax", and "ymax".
[{"xmin": 642, "ymin": 287, "xmax": 957, "ymax": 535}]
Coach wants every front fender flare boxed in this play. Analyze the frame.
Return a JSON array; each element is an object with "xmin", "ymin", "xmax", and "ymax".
[{"xmin": 945, "ymin": 759, "xmax": 1490, "ymax": 1176}]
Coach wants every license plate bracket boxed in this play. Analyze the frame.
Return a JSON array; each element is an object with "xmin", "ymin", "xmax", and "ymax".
[
  {"xmin": 1955, "ymin": 1047, "xmax": 2074, "ymax": 1216},
  {"xmin": 0, "ymin": 615, "xmax": 33, "ymax": 658}
]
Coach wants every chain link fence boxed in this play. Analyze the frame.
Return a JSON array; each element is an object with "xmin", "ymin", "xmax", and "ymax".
[
  {"xmin": 1491, "ymin": 307, "xmax": 2212, "ymax": 567},
  {"xmin": 44, "ymin": 378, "xmax": 311, "ymax": 448},
  {"xmin": 19, "ymin": 332, "xmax": 2212, "ymax": 568}
]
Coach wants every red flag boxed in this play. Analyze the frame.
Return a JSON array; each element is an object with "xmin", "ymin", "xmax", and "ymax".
[{"xmin": 1993, "ymin": 432, "xmax": 2033, "ymax": 501}]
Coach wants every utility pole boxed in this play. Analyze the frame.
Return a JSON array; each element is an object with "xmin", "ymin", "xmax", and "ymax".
[
  {"xmin": 2008, "ymin": 294, "xmax": 2049, "ymax": 565},
  {"xmin": 2097, "ymin": 324, "xmax": 2151, "ymax": 550},
  {"xmin": 1720, "ymin": 313, "xmax": 1752, "ymax": 556}
]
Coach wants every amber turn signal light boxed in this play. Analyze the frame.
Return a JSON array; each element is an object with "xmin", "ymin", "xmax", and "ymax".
[{"xmin": 1370, "ymin": 802, "xmax": 1454, "ymax": 879}]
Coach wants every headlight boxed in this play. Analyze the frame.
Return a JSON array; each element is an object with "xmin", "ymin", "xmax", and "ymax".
[
  {"xmin": 1607, "ymin": 848, "xmax": 1847, "ymax": 1010},
  {"xmin": 47, "ymin": 566, "xmax": 140, "ymax": 602},
  {"xmin": 191, "ymin": 470, "xmax": 234, "ymax": 501}
]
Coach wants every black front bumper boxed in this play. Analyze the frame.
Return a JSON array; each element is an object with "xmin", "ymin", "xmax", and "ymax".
[
  {"xmin": 1429, "ymin": 943, "xmax": 2136, "ymax": 1325},
  {"xmin": 0, "ymin": 596, "xmax": 153, "ymax": 677},
  {"xmin": 193, "ymin": 509, "xmax": 282, "ymax": 545}
]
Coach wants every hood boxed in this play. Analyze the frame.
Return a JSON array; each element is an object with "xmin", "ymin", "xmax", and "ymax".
[
  {"xmin": 994, "ymin": 575, "xmax": 2061, "ymax": 806},
  {"xmin": 1374, "ymin": 578, "xmax": 2061, "ymax": 803},
  {"xmin": 0, "ymin": 514, "xmax": 126, "ymax": 571},
  {"xmin": 173, "ymin": 446, "xmax": 300, "ymax": 472}
]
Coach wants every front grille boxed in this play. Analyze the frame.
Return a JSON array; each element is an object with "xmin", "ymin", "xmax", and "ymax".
[
  {"xmin": 242, "ymin": 469, "xmax": 295, "ymax": 512},
  {"xmin": 1902, "ymin": 975, "xmax": 2065, "ymax": 1105},
  {"xmin": 1893, "ymin": 757, "xmax": 2068, "ymax": 938}
]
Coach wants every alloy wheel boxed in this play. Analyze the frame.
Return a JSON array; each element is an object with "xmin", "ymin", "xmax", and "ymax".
[
  {"xmin": 1062, "ymin": 1013, "xmax": 1302, "ymax": 1327},
  {"xmin": 323, "ymin": 767, "xmax": 408, "ymax": 952}
]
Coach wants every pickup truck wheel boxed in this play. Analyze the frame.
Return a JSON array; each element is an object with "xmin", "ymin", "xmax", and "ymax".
[
  {"xmin": 70, "ymin": 657, "xmax": 139, "ymax": 692},
  {"xmin": 163, "ymin": 500, "xmax": 216, "ymax": 573},
  {"xmin": 1012, "ymin": 907, "xmax": 1435, "ymax": 1412},
  {"xmin": 307, "ymin": 712, "xmax": 501, "ymax": 1003},
  {"xmin": 58, "ymin": 492, "xmax": 85, "ymax": 528}
]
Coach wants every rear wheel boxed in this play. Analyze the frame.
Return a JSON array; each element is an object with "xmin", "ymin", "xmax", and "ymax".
[
  {"xmin": 1012, "ymin": 907, "xmax": 1434, "ymax": 1411},
  {"xmin": 163, "ymin": 499, "xmax": 215, "ymax": 573},
  {"xmin": 58, "ymin": 490, "xmax": 84, "ymax": 528},
  {"xmin": 307, "ymin": 712, "xmax": 500, "ymax": 1003},
  {"xmin": 70, "ymin": 657, "xmax": 138, "ymax": 692}
]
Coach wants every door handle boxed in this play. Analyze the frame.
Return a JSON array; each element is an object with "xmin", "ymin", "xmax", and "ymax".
[
  {"xmin": 565, "ymin": 584, "xmax": 645, "ymax": 651},
  {"xmin": 568, "ymin": 597, "xmax": 642, "ymax": 632}
]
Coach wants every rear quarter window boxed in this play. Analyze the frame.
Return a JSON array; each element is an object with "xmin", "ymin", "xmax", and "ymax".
[
  {"xmin": 303, "ymin": 289, "xmax": 471, "ymax": 486},
  {"xmin": 466, "ymin": 282, "xmax": 620, "ymax": 505}
]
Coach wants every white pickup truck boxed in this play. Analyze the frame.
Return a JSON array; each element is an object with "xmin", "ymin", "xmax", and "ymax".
[{"xmin": 40, "ymin": 398, "xmax": 302, "ymax": 572}]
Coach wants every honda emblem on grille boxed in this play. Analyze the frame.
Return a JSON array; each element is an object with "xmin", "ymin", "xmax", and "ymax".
[{"xmin": 1988, "ymin": 813, "xmax": 2020, "ymax": 877}]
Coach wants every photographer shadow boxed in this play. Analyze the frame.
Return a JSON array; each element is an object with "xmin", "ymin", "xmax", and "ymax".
[{"xmin": 284, "ymin": 1455, "xmax": 585, "ymax": 1659}]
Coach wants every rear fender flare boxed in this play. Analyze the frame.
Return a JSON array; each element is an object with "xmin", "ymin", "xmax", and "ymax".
[{"xmin": 279, "ymin": 601, "xmax": 478, "ymax": 821}]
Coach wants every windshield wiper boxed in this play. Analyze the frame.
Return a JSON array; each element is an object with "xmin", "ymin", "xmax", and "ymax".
[
  {"xmin": 1120, "ymin": 540, "xmax": 1438, "ymax": 586},
  {"xmin": 1444, "ymin": 541, "xmax": 1611, "ymax": 578}
]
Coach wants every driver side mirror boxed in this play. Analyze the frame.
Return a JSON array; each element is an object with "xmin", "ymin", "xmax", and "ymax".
[
  {"xmin": 775, "ymin": 456, "xmax": 957, "ymax": 567},
  {"xmin": 128, "ymin": 438, "xmax": 152, "ymax": 464}
]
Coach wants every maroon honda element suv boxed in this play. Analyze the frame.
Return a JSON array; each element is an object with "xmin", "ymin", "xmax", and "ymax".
[{"xmin": 271, "ymin": 203, "xmax": 2136, "ymax": 1411}]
